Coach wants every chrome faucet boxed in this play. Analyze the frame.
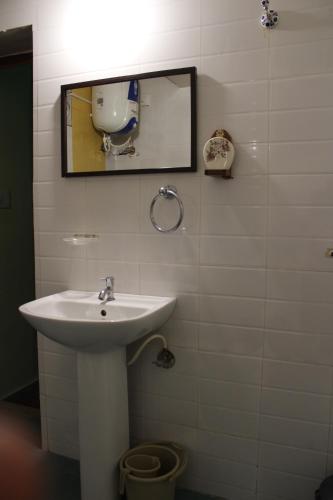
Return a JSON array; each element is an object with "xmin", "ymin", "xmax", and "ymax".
[{"xmin": 98, "ymin": 276, "xmax": 115, "ymax": 301}]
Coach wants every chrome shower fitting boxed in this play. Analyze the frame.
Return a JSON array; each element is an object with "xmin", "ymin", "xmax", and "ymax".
[{"xmin": 260, "ymin": 0, "xmax": 279, "ymax": 29}]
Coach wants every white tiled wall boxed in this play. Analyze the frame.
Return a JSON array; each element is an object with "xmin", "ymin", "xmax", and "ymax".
[{"xmin": 2, "ymin": 0, "xmax": 333, "ymax": 498}]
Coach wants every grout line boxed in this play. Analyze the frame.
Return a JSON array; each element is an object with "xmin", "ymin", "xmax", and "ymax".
[
  {"xmin": 270, "ymin": 104, "xmax": 333, "ymax": 113},
  {"xmin": 266, "ymin": 69, "xmax": 333, "ymax": 82},
  {"xmin": 256, "ymin": 29, "xmax": 273, "ymax": 494}
]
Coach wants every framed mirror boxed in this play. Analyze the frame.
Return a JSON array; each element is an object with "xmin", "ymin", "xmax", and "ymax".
[{"xmin": 61, "ymin": 67, "xmax": 196, "ymax": 177}]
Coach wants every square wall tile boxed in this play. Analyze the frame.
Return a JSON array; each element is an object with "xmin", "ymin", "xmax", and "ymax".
[
  {"xmin": 259, "ymin": 442, "xmax": 326, "ymax": 479},
  {"xmin": 263, "ymin": 360, "xmax": 332, "ymax": 395}
]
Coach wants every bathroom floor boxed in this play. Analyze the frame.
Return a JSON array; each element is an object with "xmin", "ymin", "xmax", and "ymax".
[
  {"xmin": 0, "ymin": 400, "xmax": 41, "ymax": 446},
  {"xmin": 46, "ymin": 453, "xmax": 220, "ymax": 500},
  {"xmin": 0, "ymin": 403, "xmax": 220, "ymax": 500}
]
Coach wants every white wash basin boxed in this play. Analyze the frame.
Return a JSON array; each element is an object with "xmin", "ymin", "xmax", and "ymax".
[
  {"xmin": 19, "ymin": 290, "xmax": 176, "ymax": 352},
  {"xmin": 20, "ymin": 289, "xmax": 176, "ymax": 500}
]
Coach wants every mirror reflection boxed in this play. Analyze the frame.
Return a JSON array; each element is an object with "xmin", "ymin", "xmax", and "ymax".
[{"xmin": 61, "ymin": 67, "xmax": 196, "ymax": 176}]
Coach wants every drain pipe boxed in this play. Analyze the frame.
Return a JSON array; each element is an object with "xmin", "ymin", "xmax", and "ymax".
[{"xmin": 127, "ymin": 334, "xmax": 176, "ymax": 369}]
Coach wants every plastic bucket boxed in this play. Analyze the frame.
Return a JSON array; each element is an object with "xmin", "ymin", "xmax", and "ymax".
[
  {"xmin": 124, "ymin": 454, "xmax": 161, "ymax": 478},
  {"xmin": 119, "ymin": 442, "xmax": 187, "ymax": 500}
]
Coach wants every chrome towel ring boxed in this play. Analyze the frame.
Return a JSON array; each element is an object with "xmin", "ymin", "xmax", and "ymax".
[{"xmin": 150, "ymin": 185, "xmax": 184, "ymax": 233}]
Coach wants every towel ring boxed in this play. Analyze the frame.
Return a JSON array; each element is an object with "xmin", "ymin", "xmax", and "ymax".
[{"xmin": 150, "ymin": 185, "xmax": 184, "ymax": 233}]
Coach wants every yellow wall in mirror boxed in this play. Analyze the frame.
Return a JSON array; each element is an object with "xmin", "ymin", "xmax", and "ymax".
[{"xmin": 71, "ymin": 87, "xmax": 105, "ymax": 172}]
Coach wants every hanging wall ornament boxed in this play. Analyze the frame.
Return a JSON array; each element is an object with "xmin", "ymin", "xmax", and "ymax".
[
  {"xmin": 203, "ymin": 129, "xmax": 235, "ymax": 178},
  {"xmin": 260, "ymin": 0, "xmax": 279, "ymax": 29}
]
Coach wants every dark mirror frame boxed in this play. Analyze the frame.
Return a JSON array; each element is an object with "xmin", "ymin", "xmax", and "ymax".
[{"xmin": 61, "ymin": 66, "xmax": 197, "ymax": 177}]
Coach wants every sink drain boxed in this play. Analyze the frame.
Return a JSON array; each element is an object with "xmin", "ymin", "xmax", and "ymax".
[{"xmin": 100, "ymin": 310, "xmax": 107, "ymax": 317}]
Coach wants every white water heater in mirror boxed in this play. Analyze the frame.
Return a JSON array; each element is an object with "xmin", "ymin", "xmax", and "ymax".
[{"xmin": 92, "ymin": 80, "xmax": 139, "ymax": 135}]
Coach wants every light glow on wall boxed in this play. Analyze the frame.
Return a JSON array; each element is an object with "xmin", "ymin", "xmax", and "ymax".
[{"xmin": 63, "ymin": 0, "xmax": 156, "ymax": 68}]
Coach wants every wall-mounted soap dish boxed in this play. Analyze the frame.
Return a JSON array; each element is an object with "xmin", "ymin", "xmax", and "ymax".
[{"xmin": 63, "ymin": 234, "xmax": 99, "ymax": 246}]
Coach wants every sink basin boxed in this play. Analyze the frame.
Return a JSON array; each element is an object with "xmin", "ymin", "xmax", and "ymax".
[{"xmin": 19, "ymin": 290, "xmax": 176, "ymax": 351}]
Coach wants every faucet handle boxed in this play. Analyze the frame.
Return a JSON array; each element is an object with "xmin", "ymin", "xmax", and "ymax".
[{"xmin": 100, "ymin": 276, "xmax": 114, "ymax": 288}]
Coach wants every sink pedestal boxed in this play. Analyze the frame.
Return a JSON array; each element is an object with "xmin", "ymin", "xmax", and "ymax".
[{"xmin": 77, "ymin": 348, "xmax": 129, "ymax": 500}]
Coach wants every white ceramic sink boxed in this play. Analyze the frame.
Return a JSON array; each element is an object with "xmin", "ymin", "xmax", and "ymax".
[
  {"xmin": 19, "ymin": 289, "xmax": 176, "ymax": 500},
  {"xmin": 19, "ymin": 290, "xmax": 176, "ymax": 352}
]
